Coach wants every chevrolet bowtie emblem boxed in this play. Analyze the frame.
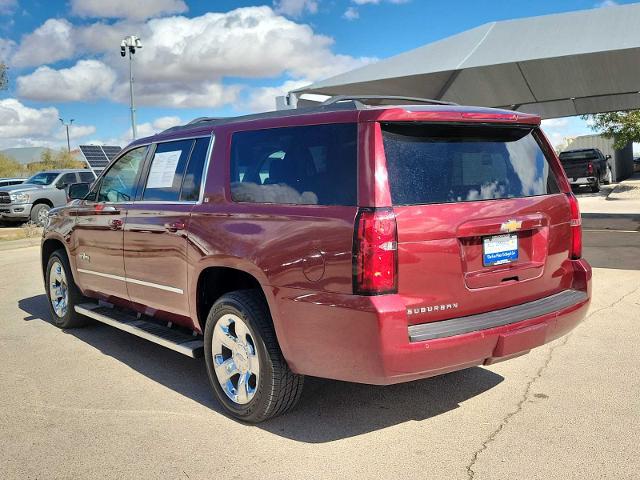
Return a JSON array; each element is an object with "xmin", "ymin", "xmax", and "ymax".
[{"xmin": 500, "ymin": 219, "xmax": 522, "ymax": 233}]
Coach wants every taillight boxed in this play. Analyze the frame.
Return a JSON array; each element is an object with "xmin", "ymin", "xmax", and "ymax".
[
  {"xmin": 587, "ymin": 162, "xmax": 594, "ymax": 175},
  {"xmin": 567, "ymin": 193, "xmax": 582, "ymax": 259},
  {"xmin": 353, "ymin": 208, "xmax": 398, "ymax": 295}
]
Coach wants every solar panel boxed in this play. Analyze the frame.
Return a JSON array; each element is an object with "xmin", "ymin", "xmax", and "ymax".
[
  {"xmin": 79, "ymin": 145, "xmax": 122, "ymax": 175},
  {"xmin": 102, "ymin": 146, "xmax": 122, "ymax": 161}
]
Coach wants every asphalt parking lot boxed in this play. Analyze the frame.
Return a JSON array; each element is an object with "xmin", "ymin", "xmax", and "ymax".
[{"xmin": 1, "ymin": 221, "xmax": 639, "ymax": 479}]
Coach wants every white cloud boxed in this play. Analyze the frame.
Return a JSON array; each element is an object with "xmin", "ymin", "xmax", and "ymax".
[
  {"xmin": 595, "ymin": 0, "xmax": 618, "ymax": 7},
  {"xmin": 119, "ymin": 7, "xmax": 369, "ymax": 82},
  {"xmin": 541, "ymin": 118, "xmax": 569, "ymax": 129},
  {"xmin": 11, "ymin": 18, "xmax": 75, "ymax": 68},
  {"xmin": 541, "ymin": 116, "xmax": 592, "ymax": 150},
  {"xmin": 17, "ymin": 60, "xmax": 117, "ymax": 102},
  {"xmin": 0, "ymin": 98, "xmax": 95, "ymax": 149},
  {"xmin": 55, "ymin": 124, "xmax": 97, "ymax": 140},
  {"xmin": 274, "ymin": 0, "xmax": 318, "ymax": 17},
  {"xmin": 343, "ymin": 7, "xmax": 359, "ymax": 20},
  {"xmin": 101, "ymin": 115, "xmax": 184, "ymax": 146},
  {"xmin": 0, "ymin": 37, "xmax": 15, "ymax": 60},
  {"xmin": 0, "ymin": 0, "xmax": 17, "ymax": 15},
  {"xmin": 70, "ymin": 0, "xmax": 188, "ymax": 20},
  {"xmin": 132, "ymin": 115, "xmax": 183, "ymax": 138},
  {"xmin": 246, "ymin": 79, "xmax": 312, "ymax": 112},
  {"xmin": 345, "ymin": 0, "xmax": 409, "ymax": 20},
  {"xmin": 13, "ymin": 7, "xmax": 374, "ymax": 110}
]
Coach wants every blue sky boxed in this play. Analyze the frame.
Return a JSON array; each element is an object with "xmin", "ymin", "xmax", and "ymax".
[{"xmin": 0, "ymin": 0, "xmax": 633, "ymax": 149}]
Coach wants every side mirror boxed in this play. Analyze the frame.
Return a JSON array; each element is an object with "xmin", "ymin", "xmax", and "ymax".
[
  {"xmin": 67, "ymin": 182, "xmax": 91, "ymax": 200},
  {"xmin": 55, "ymin": 181, "xmax": 67, "ymax": 190},
  {"xmin": 605, "ymin": 154, "xmax": 612, "ymax": 160}
]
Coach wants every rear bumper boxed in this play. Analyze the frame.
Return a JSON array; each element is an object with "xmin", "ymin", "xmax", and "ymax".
[
  {"xmin": 272, "ymin": 259, "xmax": 591, "ymax": 385},
  {"xmin": 569, "ymin": 176, "xmax": 596, "ymax": 186}
]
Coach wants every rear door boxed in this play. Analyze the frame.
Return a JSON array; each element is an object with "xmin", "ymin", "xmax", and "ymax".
[
  {"xmin": 123, "ymin": 137, "xmax": 210, "ymax": 326},
  {"xmin": 72, "ymin": 146, "xmax": 148, "ymax": 301},
  {"xmin": 380, "ymin": 122, "xmax": 573, "ymax": 324}
]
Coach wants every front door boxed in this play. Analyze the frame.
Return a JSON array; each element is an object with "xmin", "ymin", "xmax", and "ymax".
[
  {"xmin": 72, "ymin": 146, "xmax": 148, "ymax": 301},
  {"xmin": 123, "ymin": 137, "xmax": 210, "ymax": 328}
]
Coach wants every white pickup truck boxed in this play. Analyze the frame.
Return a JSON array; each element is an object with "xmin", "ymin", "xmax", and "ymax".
[{"xmin": 0, "ymin": 169, "xmax": 96, "ymax": 225}]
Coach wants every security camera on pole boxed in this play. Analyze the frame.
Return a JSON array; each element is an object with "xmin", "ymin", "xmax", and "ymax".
[{"xmin": 120, "ymin": 35, "xmax": 142, "ymax": 140}]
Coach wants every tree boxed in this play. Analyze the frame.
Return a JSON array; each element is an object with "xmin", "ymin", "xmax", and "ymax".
[
  {"xmin": 582, "ymin": 110, "xmax": 640, "ymax": 149},
  {"xmin": 0, "ymin": 153, "xmax": 23, "ymax": 177},
  {"xmin": 27, "ymin": 148, "xmax": 85, "ymax": 174}
]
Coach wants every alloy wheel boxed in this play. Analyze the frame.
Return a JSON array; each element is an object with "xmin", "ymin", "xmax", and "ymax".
[
  {"xmin": 211, "ymin": 313, "xmax": 260, "ymax": 405},
  {"xmin": 49, "ymin": 260, "xmax": 68, "ymax": 318}
]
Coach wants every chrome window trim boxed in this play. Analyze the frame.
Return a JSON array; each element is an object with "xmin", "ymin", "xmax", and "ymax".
[
  {"xmin": 130, "ymin": 201, "xmax": 197, "ymax": 205},
  {"xmin": 198, "ymin": 133, "xmax": 215, "ymax": 205}
]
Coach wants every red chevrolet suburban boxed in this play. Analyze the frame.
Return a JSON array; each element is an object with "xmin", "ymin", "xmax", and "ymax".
[{"xmin": 42, "ymin": 96, "xmax": 591, "ymax": 422}]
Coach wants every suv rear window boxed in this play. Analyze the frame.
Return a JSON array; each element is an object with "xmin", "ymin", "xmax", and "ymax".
[
  {"xmin": 230, "ymin": 123, "xmax": 357, "ymax": 206},
  {"xmin": 382, "ymin": 123, "xmax": 560, "ymax": 205}
]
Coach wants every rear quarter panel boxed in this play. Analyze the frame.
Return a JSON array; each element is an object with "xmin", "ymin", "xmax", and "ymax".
[{"xmin": 187, "ymin": 117, "xmax": 359, "ymax": 359}]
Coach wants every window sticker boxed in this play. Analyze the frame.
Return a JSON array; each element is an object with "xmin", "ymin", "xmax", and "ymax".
[{"xmin": 147, "ymin": 150, "xmax": 182, "ymax": 188}]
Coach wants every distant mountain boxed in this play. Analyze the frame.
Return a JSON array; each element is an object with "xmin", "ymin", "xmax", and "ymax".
[
  {"xmin": 1, "ymin": 147, "xmax": 83, "ymax": 165},
  {"xmin": 1, "ymin": 147, "xmax": 47, "ymax": 165}
]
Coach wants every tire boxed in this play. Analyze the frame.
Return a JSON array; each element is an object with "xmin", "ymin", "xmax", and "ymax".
[
  {"xmin": 204, "ymin": 289, "xmax": 304, "ymax": 423},
  {"xmin": 30, "ymin": 203, "xmax": 50, "ymax": 226},
  {"xmin": 45, "ymin": 249, "xmax": 87, "ymax": 329},
  {"xmin": 590, "ymin": 176, "xmax": 601, "ymax": 193}
]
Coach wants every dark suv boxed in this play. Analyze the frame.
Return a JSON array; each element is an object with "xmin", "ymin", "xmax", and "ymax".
[{"xmin": 41, "ymin": 97, "xmax": 591, "ymax": 422}]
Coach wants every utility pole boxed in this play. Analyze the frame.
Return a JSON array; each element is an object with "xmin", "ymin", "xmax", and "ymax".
[
  {"xmin": 120, "ymin": 35, "xmax": 142, "ymax": 140},
  {"xmin": 59, "ymin": 118, "xmax": 74, "ymax": 152}
]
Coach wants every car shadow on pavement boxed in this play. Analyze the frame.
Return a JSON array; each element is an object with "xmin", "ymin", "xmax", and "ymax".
[{"xmin": 19, "ymin": 294, "xmax": 504, "ymax": 443}]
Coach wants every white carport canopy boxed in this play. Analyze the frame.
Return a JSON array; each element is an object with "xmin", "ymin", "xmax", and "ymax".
[{"xmin": 292, "ymin": 3, "xmax": 640, "ymax": 119}]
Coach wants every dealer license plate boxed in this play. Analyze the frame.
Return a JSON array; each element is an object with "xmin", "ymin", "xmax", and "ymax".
[{"xmin": 482, "ymin": 234, "xmax": 518, "ymax": 266}]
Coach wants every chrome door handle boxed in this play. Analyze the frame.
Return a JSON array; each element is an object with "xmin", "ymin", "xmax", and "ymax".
[{"xmin": 165, "ymin": 221, "xmax": 186, "ymax": 233}]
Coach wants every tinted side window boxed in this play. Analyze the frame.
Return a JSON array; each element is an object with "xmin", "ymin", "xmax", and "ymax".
[
  {"xmin": 57, "ymin": 173, "xmax": 77, "ymax": 188},
  {"xmin": 180, "ymin": 137, "xmax": 210, "ymax": 201},
  {"xmin": 142, "ymin": 140, "xmax": 193, "ymax": 201},
  {"xmin": 230, "ymin": 123, "xmax": 357, "ymax": 205},
  {"xmin": 98, "ymin": 146, "xmax": 147, "ymax": 202},
  {"xmin": 382, "ymin": 124, "xmax": 560, "ymax": 205},
  {"xmin": 78, "ymin": 171, "xmax": 95, "ymax": 183}
]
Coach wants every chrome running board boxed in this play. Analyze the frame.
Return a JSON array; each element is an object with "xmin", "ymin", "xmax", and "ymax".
[{"xmin": 75, "ymin": 303, "xmax": 203, "ymax": 358}]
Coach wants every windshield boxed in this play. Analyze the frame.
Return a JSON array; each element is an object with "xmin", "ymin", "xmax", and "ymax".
[
  {"xmin": 382, "ymin": 123, "xmax": 560, "ymax": 205},
  {"xmin": 24, "ymin": 172, "xmax": 59, "ymax": 186}
]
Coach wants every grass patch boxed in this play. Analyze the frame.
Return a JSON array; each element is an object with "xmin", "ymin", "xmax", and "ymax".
[{"xmin": 0, "ymin": 222, "xmax": 43, "ymax": 241}]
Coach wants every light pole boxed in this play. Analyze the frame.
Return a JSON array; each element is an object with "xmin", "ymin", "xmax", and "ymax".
[
  {"xmin": 120, "ymin": 35, "xmax": 142, "ymax": 140},
  {"xmin": 59, "ymin": 117, "xmax": 74, "ymax": 152}
]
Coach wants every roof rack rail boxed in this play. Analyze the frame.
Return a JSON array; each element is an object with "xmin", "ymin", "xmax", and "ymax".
[
  {"xmin": 157, "ymin": 95, "xmax": 459, "ymax": 136},
  {"xmin": 185, "ymin": 116, "xmax": 227, "ymax": 125},
  {"xmin": 321, "ymin": 95, "xmax": 458, "ymax": 107}
]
